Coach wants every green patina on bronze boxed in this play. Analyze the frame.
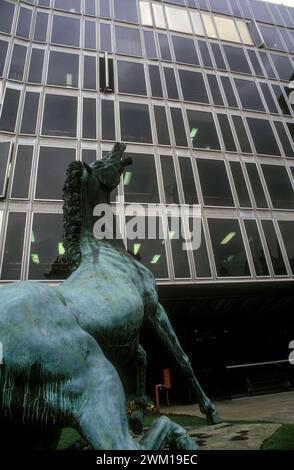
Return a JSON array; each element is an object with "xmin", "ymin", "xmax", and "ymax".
[{"xmin": 0, "ymin": 143, "xmax": 219, "ymax": 450}]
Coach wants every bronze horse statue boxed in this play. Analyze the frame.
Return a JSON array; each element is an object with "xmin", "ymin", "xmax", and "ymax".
[{"xmin": 0, "ymin": 143, "xmax": 219, "ymax": 449}]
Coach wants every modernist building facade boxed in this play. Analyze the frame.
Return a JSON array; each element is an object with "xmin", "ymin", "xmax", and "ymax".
[{"xmin": 0, "ymin": 0, "xmax": 294, "ymax": 397}]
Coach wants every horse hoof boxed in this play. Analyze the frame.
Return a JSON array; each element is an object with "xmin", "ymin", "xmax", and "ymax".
[
  {"xmin": 206, "ymin": 410, "xmax": 222, "ymax": 425},
  {"xmin": 129, "ymin": 410, "xmax": 144, "ymax": 435}
]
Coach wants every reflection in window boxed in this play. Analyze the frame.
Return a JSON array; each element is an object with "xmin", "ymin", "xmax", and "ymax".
[
  {"xmin": 154, "ymin": 107, "xmax": 170, "ymax": 146},
  {"xmin": 149, "ymin": 65, "xmax": 163, "ymax": 98},
  {"xmin": 247, "ymin": 118, "xmax": 280, "ymax": 156},
  {"xmin": 172, "ymin": 36, "xmax": 199, "ymax": 65},
  {"xmin": 232, "ymin": 116, "xmax": 252, "ymax": 153},
  {"xmin": 197, "ymin": 159, "xmax": 234, "ymax": 207},
  {"xmin": 229, "ymin": 161, "xmax": 252, "ymax": 208},
  {"xmin": 20, "ymin": 92, "xmax": 39, "ymax": 135},
  {"xmin": 192, "ymin": 221, "xmax": 211, "ymax": 278},
  {"xmin": 123, "ymin": 153, "xmax": 159, "ymax": 204},
  {"xmin": 178, "ymin": 157, "xmax": 198, "ymax": 205},
  {"xmin": 168, "ymin": 217, "xmax": 191, "ymax": 279},
  {"xmin": 217, "ymin": 114, "xmax": 237, "ymax": 152},
  {"xmin": 29, "ymin": 213, "xmax": 69, "ymax": 281},
  {"xmin": 8, "ymin": 44, "xmax": 27, "ymax": 81},
  {"xmin": 214, "ymin": 16, "xmax": 240, "ymax": 42},
  {"xmin": 51, "ymin": 15, "xmax": 80, "ymax": 47},
  {"xmin": 202, "ymin": 12, "xmax": 217, "ymax": 38},
  {"xmin": 11, "ymin": 145, "xmax": 33, "ymax": 199},
  {"xmin": 190, "ymin": 10, "xmax": 205, "ymax": 36},
  {"xmin": 126, "ymin": 216, "xmax": 168, "ymax": 279},
  {"xmin": 36, "ymin": 147, "xmax": 75, "ymax": 200},
  {"xmin": 28, "ymin": 49, "xmax": 44, "ymax": 83},
  {"xmin": 153, "ymin": 3, "xmax": 166, "ymax": 29},
  {"xmin": 83, "ymin": 98, "xmax": 97, "ymax": 140},
  {"xmin": 261, "ymin": 165, "xmax": 294, "ymax": 210},
  {"xmin": 47, "ymin": 51, "xmax": 79, "ymax": 87},
  {"xmin": 1, "ymin": 212, "xmax": 26, "ymax": 280},
  {"xmin": 187, "ymin": 110, "xmax": 221, "ymax": 150},
  {"xmin": 261, "ymin": 220, "xmax": 287, "ymax": 275},
  {"xmin": 245, "ymin": 163, "xmax": 268, "ymax": 209},
  {"xmin": 170, "ymin": 108, "xmax": 188, "ymax": 147},
  {"xmin": 115, "ymin": 26, "xmax": 142, "ymax": 57},
  {"xmin": 0, "ymin": 89, "xmax": 20, "ymax": 133},
  {"xmin": 42, "ymin": 95, "xmax": 77, "ymax": 138},
  {"xmin": 166, "ymin": 6, "xmax": 192, "ymax": 34},
  {"xmin": 164, "ymin": 68, "xmax": 179, "ymax": 100},
  {"xmin": 101, "ymin": 100, "xmax": 115, "ymax": 141},
  {"xmin": 120, "ymin": 102, "xmax": 152, "ymax": 144},
  {"xmin": 179, "ymin": 69, "xmax": 208, "ymax": 104},
  {"xmin": 0, "ymin": 0, "xmax": 15, "ymax": 35},
  {"xmin": 278, "ymin": 221, "xmax": 294, "ymax": 274},
  {"xmin": 117, "ymin": 61, "xmax": 147, "ymax": 96},
  {"xmin": 114, "ymin": 0, "xmax": 138, "ymax": 23},
  {"xmin": 274, "ymin": 122, "xmax": 294, "ymax": 158},
  {"xmin": 234, "ymin": 78, "xmax": 265, "ymax": 111},
  {"xmin": 0, "ymin": 142, "xmax": 11, "ymax": 198},
  {"xmin": 140, "ymin": 1, "xmax": 153, "ymax": 26},
  {"xmin": 244, "ymin": 220, "xmax": 269, "ymax": 276},
  {"xmin": 208, "ymin": 218, "xmax": 250, "ymax": 277},
  {"xmin": 160, "ymin": 156, "xmax": 179, "ymax": 204},
  {"xmin": 236, "ymin": 20, "xmax": 253, "ymax": 45}
]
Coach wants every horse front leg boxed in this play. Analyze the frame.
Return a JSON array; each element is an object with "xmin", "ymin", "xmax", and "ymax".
[
  {"xmin": 147, "ymin": 303, "xmax": 221, "ymax": 425},
  {"xmin": 129, "ymin": 344, "xmax": 147, "ymax": 435}
]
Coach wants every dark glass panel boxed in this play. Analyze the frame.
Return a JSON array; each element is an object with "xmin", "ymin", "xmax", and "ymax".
[
  {"xmin": 29, "ymin": 213, "xmax": 69, "ymax": 281},
  {"xmin": 192, "ymin": 221, "xmax": 211, "ymax": 278},
  {"xmin": 247, "ymin": 49, "xmax": 264, "ymax": 77},
  {"xmin": 172, "ymin": 36, "xmax": 198, "ymax": 65},
  {"xmin": 170, "ymin": 108, "xmax": 188, "ymax": 147},
  {"xmin": 258, "ymin": 51, "xmax": 276, "ymax": 80},
  {"xmin": 245, "ymin": 163, "xmax": 268, "ymax": 208},
  {"xmin": 82, "ymin": 98, "xmax": 96, "ymax": 139},
  {"xmin": 247, "ymin": 118, "xmax": 280, "ymax": 156},
  {"xmin": 38, "ymin": 0, "xmax": 50, "ymax": 5},
  {"xmin": 274, "ymin": 122, "xmax": 294, "ymax": 158},
  {"xmin": 164, "ymin": 68, "xmax": 179, "ymax": 100},
  {"xmin": 47, "ymin": 51, "xmax": 79, "ymax": 87},
  {"xmin": 54, "ymin": 0, "xmax": 81, "ymax": 12},
  {"xmin": 0, "ymin": 40, "xmax": 8, "ymax": 76},
  {"xmin": 178, "ymin": 157, "xmax": 198, "ymax": 204},
  {"xmin": 234, "ymin": 78, "xmax": 265, "ymax": 112},
  {"xmin": 278, "ymin": 221, "xmax": 294, "ymax": 274},
  {"xmin": 101, "ymin": 100, "xmax": 115, "ymax": 141},
  {"xmin": 198, "ymin": 41, "xmax": 213, "ymax": 68},
  {"xmin": 84, "ymin": 21, "xmax": 96, "ymax": 49},
  {"xmin": 148, "ymin": 65, "xmax": 163, "ymax": 98},
  {"xmin": 8, "ymin": 44, "xmax": 27, "ymax": 81},
  {"xmin": 187, "ymin": 110, "xmax": 221, "ymax": 150},
  {"xmin": 117, "ymin": 61, "xmax": 147, "ymax": 96},
  {"xmin": 84, "ymin": 0, "xmax": 96, "ymax": 16},
  {"xmin": 0, "ymin": 142, "xmax": 11, "ymax": 197},
  {"xmin": 42, "ymin": 95, "xmax": 77, "ymax": 138},
  {"xmin": 208, "ymin": 218, "xmax": 250, "ymax": 277},
  {"xmin": 229, "ymin": 161, "xmax": 252, "ymax": 207},
  {"xmin": 100, "ymin": 23, "xmax": 112, "ymax": 52},
  {"xmin": 99, "ymin": 57, "xmax": 114, "ymax": 92},
  {"xmin": 197, "ymin": 0, "xmax": 209, "ymax": 10},
  {"xmin": 0, "ymin": 0, "xmax": 15, "ymax": 34},
  {"xmin": 84, "ymin": 56, "xmax": 96, "ymax": 90},
  {"xmin": 209, "ymin": 0, "xmax": 231, "ymax": 15},
  {"xmin": 100, "ymin": 0, "xmax": 111, "ymax": 18},
  {"xmin": 1, "ymin": 213, "xmax": 26, "ymax": 280},
  {"xmin": 244, "ymin": 220, "xmax": 269, "ymax": 276},
  {"xmin": 16, "ymin": 7, "xmax": 32, "ymax": 39},
  {"xmin": 250, "ymin": 0, "xmax": 273, "ymax": 23},
  {"xmin": 113, "ymin": 0, "xmax": 138, "ymax": 23},
  {"xmin": 197, "ymin": 159, "xmax": 234, "ymax": 206},
  {"xmin": 144, "ymin": 31, "xmax": 157, "ymax": 59},
  {"xmin": 221, "ymin": 76, "xmax": 238, "ymax": 108},
  {"xmin": 207, "ymin": 74, "xmax": 224, "ymax": 106},
  {"xmin": 211, "ymin": 43, "xmax": 227, "ymax": 70},
  {"xmin": 120, "ymin": 102, "xmax": 152, "ymax": 144},
  {"xmin": 223, "ymin": 45, "xmax": 251, "ymax": 74},
  {"xmin": 232, "ymin": 115, "xmax": 252, "ymax": 153},
  {"xmin": 11, "ymin": 145, "xmax": 33, "ymax": 199},
  {"xmin": 123, "ymin": 154, "xmax": 159, "ymax": 203},
  {"xmin": 158, "ymin": 33, "xmax": 172, "ymax": 61},
  {"xmin": 168, "ymin": 217, "xmax": 191, "ymax": 279},
  {"xmin": 271, "ymin": 84, "xmax": 291, "ymax": 116},
  {"xmin": 0, "ymin": 89, "xmax": 20, "ymax": 133},
  {"xmin": 52, "ymin": 15, "xmax": 80, "ymax": 47},
  {"xmin": 115, "ymin": 26, "xmax": 142, "ymax": 57},
  {"xmin": 259, "ymin": 25, "xmax": 286, "ymax": 52},
  {"xmin": 259, "ymin": 83, "xmax": 278, "ymax": 114},
  {"xmin": 217, "ymin": 114, "xmax": 237, "ymax": 152},
  {"xmin": 179, "ymin": 69, "xmax": 209, "ymax": 103},
  {"xmin": 270, "ymin": 54, "xmax": 294, "ymax": 82},
  {"xmin": 20, "ymin": 92, "xmax": 39, "ymax": 135},
  {"xmin": 160, "ymin": 156, "xmax": 179, "ymax": 204},
  {"xmin": 28, "ymin": 49, "xmax": 44, "ymax": 84},
  {"xmin": 261, "ymin": 165, "xmax": 294, "ymax": 210},
  {"xmin": 261, "ymin": 220, "xmax": 287, "ymax": 275},
  {"xmin": 82, "ymin": 149, "xmax": 97, "ymax": 164},
  {"xmin": 238, "ymin": 0, "xmax": 253, "ymax": 19},
  {"xmin": 154, "ymin": 107, "xmax": 170, "ymax": 146},
  {"xmin": 229, "ymin": 0, "xmax": 242, "ymax": 17},
  {"xmin": 36, "ymin": 147, "xmax": 75, "ymax": 200},
  {"xmin": 34, "ymin": 11, "xmax": 48, "ymax": 42}
]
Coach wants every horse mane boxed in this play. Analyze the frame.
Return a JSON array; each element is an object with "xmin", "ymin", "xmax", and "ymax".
[{"xmin": 63, "ymin": 161, "xmax": 84, "ymax": 271}]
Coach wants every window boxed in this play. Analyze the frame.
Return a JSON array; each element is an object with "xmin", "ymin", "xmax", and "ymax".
[
  {"xmin": 153, "ymin": 4, "xmax": 166, "ymax": 29},
  {"xmin": 84, "ymin": 0, "xmax": 96, "ymax": 16},
  {"xmin": 0, "ymin": 40, "xmax": 8, "ymax": 76},
  {"xmin": 154, "ymin": 106, "xmax": 170, "ymax": 146},
  {"xmin": 29, "ymin": 213, "xmax": 69, "ymax": 281},
  {"xmin": 84, "ymin": 56, "xmax": 96, "ymax": 90},
  {"xmin": 236, "ymin": 20, "xmax": 253, "ymax": 45},
  {"xmin": 247, "ymin": 49, "xmax": 264, "ymax": 77},
  {"xmin": 223, "ymin": 45, "xmax": 251, "ymax": 74},
  {"xmin": 168, "ymin": 217, "xmax": 191, "ymax": 279},
  {"xmin": 100, "ymin": 23, "xmax": 112, "ymax": 52},
  {"xmin": 258, "ymin": 51, "xmax": 276, "ymax": 80},
  {"xmin": 207, "ymin": 75, "xmax": 224, "ymax": 106},
  {"xmin": 140, "ymin": 1, "xmax": 153, "ymax": 26},
  {"xmin": 261, "ymin": 220, "xmax": 287, "ymax": 275},
  {"xmin": 214, "ymin": 16, "xmax": 240, "ymax": 43},
  {"xmin": 179, "ymin": 70, "xmax": 209, "ymax": 104},
  {"xmin": 217, "ymin": 114, "xmax": 237, "ymax": 152},
  {"xmin": 160, "ymin": 156, "xmax": 180, "ymax": 204},
  {"xmin": 229, "ymin": 161, "xmax": 252, "ymax": 207},
  {"xmin": 11, "ymin": 145, "xmax": 33, "ymax": 199},
  {"xmin": 244, "ymin": 220, "xmax": 269, "ymax": 276},
  {"xmin": 99, "ymin": 57, "xmax": 114, "ymax": 93},
  {"xmin": 178, "ymin": 157, "xmax": 198, "ymax": 204},
  {"xmin": 83, "ymin": 98, "xmax": 97, "ymax": 140},
  {"xmin": 221, "ymin": 77, "xmax": 238, "ymax": 108},
  {"xmin": 211, "ymin": 43, "xmax": 227, "ymax": 70},
  {"xmin": 120, "ymin": 102, "xmax": 152, "ymax": 144},
  {"xmin": 16, "ymin": 7, "xmax": 32, "ymax": 39},
  {"xmin": 278, "ymin": 221, "xmax": 294, "ymax": 274},
  {"xmin": 274, "ymin": 122, "xmax": 294, "ymax": 158},
  {"xmin": 0, "ymin": 142, "xmax": 12, "ymax": 198},
  {"xmin": 232, "ymin": 115, "xmax": 252, "ymax": 153},
  {"xmin": 261, "ymin": 165, "xmax": 294, "ymax": 210},
  {"xmin": 172, "ymin": 36, "xmax": 199, "ymax": 65},
  {"xmin": 187, "ymin": 110, "xmax": 221, "ymax": 150},
  {"xmin": 286, "ymin": 123, "xmax": 294, "ymax": 149},
  {"xmin": 190, "ymin": 10, "xmax": 205, "ymax": 36},
  {"xmin": 234, "ymin": 78, "xmax": 265, "ymax": 112},
  {"xmin": 114, "ymin": 0, "xmax": 138, "ymax": 23},
  {"xmin": 1, "ymin": 212, "xmax": 26, "ymax": 280},
  {"xmin": 148, "ymin": 65, "xmax": 163, "ymax": 98},
  {"xmin": 42, "ymin": 95, "xmax": 77, "ymax": 138},
  {"xmin": 54, "ymin": 0, "xmax": 81, "ymax": 12},
  {"xmin": 51, "ymin": 15, "xmax": 80, "ymax": 47},
  {"xmin": 123, "ymin": 153, "xmax": 159, "ymax": 203},
  {"xmin": 163, "ymin": 68, "xmax": 179, "ymax": 100},
  {"xmin": 247, "ymin": 118, "xmax": 280, "ymax": 156},
  {"xmin": 28, "ymin": 49, "xmax": 44, "ymax": 84},
  {"xmin": 208, "ymin": 218, "xmax": 250, "ymax": 277},
  {"xmin": 101, "ymin": 100, "xmax": 115, "ymax": 141},
  {"xmin": 269, "ymin": 54, "xmax": 294, "ymax": 82},
  {"xmin": 250, "ymin": 0, "xmax": 273, "ymax": 23},
  {"xmin": 117, "ymin": 61, "xmax": 147, "ymax": 96},
  {"xmin": 36, "ymin": 147, "xmax": 75, "ymax": 200},
  {"xmin": 115, "ymin": 26, "xmax": 142, "ymax": 57},
  {"xmin": 8, "ymin": 44, "xmax": 27, "ymax": 81},
  {"xmin": 202, "ymin": 12, "xmax": 217, "ymax": 38},
  {"xmin": 170, "ymin": 108, "xmax": 188, "ymax": 147},
  {"xmin": 34, "ymin": 12, "xmax": 48, "ymax": 42},
  {"xmin": 198, "ymin": 41, "xmax": 213, "ymax": 68},
  {"xmin": 259, "ymin": 83, "xmax": 278, "ymax": 114},
  {"xmin": 259, "ymin": 25, "xmax": 286, "ymax": 52},
  {"xmin": 0, "ymin": 89, "xmax": 20, "ymax": 133},
  {"xmin": 0, "ymin": 0, "xmax": 15, "ymax": 35},
  {"xmin": 245, "ymin": 163, "xmax": 268, "ymax": 208},
  {"xmin": 100, "ymin": 0, "xmax": 111, "ymax": 18},
  {"xmin": 47, "ymin": 51, "xmax": 79, "ymax": 87},
  {"xmin": 197, "ymin": 159, "xmax": 234, "ymax": 207},
  {"xmin": 144, "ymin": 31, "xmax": 157, "ymax": 59},
  {"xmin": 84, "ymin": 21, "xmax": 96, "ymax": 49},
  {"xmin": 192, "ymin": 221, "xmax": 211, "ymax": 278},
  {"xmin": 210, "ymin": 0, "xmax": 231, "ymax": 15},
  {"xmin": 20, "ymin": 92, "xmax": 39, "ymax": 135},
  {"xmin": 158, "ymin": 33, "xmax": 172, "ymax": 61},
  {"xmin": 271, "ymin": 84, "xmax": 291, "ymax": 116},
  {"xmin": 82, "ymin": 149, "xmax": 96, "ymax": 165},
  {"xmin": 166, "ymin": 6, "xmax": 192, "ymax": 34}
]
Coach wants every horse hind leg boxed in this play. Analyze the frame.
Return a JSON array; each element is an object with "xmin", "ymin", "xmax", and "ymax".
[
  {"xmin": 129, "ymin": 344, "xmax": 147, "ymax": 435},
  {"xmin": 140, "ymin": 416, "xmax": 198, "ymax": 450}
]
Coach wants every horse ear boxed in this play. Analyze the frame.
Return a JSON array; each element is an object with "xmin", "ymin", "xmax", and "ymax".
[{"xmin": 83, "ymin": 162, "xmax": 92, "ymax": 173}]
